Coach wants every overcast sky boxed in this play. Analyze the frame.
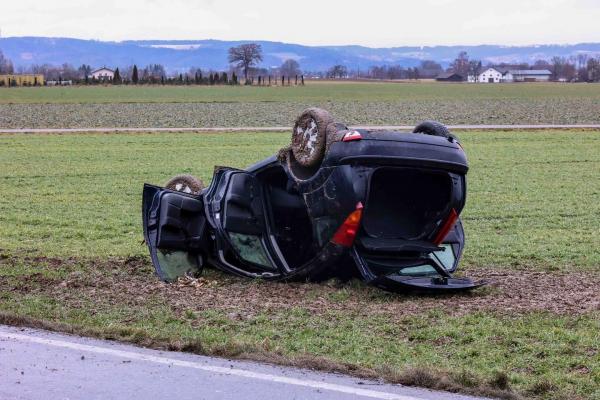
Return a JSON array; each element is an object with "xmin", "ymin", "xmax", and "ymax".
[{"xmin": 2, "ymin": 0, "xmax": 599, "ymax": 47}]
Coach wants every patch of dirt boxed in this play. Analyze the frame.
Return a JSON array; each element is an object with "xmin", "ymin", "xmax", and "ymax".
[{"xmin": 2, "ymin": 255, "xmax": 598, "ymax": 320}]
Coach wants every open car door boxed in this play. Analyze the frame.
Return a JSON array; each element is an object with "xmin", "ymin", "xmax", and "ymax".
[
  {"xmin": 142, "ymin": 184, "xmax": 207, "ymax": 281},
  {"xmin": 206, "ymin": 170, "xmax": 286, "ymax": 279}
]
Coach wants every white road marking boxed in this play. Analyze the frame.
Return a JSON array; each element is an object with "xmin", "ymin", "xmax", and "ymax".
[{"xmin": 0, "ymin": 331, "xmax": 425, "ymax": 400}]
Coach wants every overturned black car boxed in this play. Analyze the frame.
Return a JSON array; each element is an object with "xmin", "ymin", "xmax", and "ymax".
[{"xmin": 142, "ymin": 108, "xmax": 485, "ymax": 293}]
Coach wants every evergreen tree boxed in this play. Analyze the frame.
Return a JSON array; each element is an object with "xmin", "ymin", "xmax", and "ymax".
[
  {"xmin": 232, "ymin": 72, "xmax": 238, "ymax": 85},
  {"xmin": 161, "ymin": 75, "xmax": 165, "ymax": 85},
  {"xmin": 132, "ymin": 65, "xmax": 139, "ymax": 84},
  {"xmin": 113, "ymin": 68, "xmax": 121, "ymax": 84},
  {"xmin": 221, "ymin": 72, "xmax": 228, "ymax": 84}
]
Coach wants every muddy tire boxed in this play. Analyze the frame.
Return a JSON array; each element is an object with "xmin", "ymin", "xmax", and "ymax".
[
  {"xmin": 291, "ymin": 108, "xmax": 335, "ymax": 168},
  {"xmin": 413, "ymin": 120, "xmax": 452, "ymax": 138},
  {"xmin": 165, "ymin": 174, "xmax": 204, "ymax": 195}
]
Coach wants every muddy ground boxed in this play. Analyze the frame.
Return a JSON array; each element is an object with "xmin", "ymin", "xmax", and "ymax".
[{"xmin": 3, "ymin": 255, "xmax": 599, "ymax": 320}]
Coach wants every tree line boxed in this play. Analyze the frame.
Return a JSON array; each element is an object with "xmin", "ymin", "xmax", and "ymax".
[
  {"xmin": 0, "ymin": 45, "xmax": 305, "ymax": 86},
  {"xmin": 2, "ymin": 45, "xmax": 600, "ymax": 85},
  {"xmin": 351, "ymin": 51, "xmax": 600, "ymax": 82}
]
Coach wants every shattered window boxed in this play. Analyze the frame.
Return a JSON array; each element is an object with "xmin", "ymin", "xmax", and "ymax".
[
  {"xmin": 398, "ymin": 245, "xmax": 456, "ymax": 276},
  {"xmin": 398, "ymin": 265, "xmax": 437, "ymax": 276},
  {"xmin": 228, "ymin": 232, "xmax": 274, "ymax": 268},
  {"xmin": 156, "ymin": 250, "xmax": 202, "ymax": 281},
  {"xmin": 431, "ymin": 244, "xmax": 456, "ymax": 271}
]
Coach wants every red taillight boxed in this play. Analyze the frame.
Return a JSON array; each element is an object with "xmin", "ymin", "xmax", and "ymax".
[
  {"xmin": 331, "ymin": 202, "xmax": 363, "ymax": 247},
  {"xmin": 433, "ymin": 208, "xmax": 459, "ymax": 245},
  {"xmin": 342, "ymin": 131, "xmax": 362, "ymax": 142}
]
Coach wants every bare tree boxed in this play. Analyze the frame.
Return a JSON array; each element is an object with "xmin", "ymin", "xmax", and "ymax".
[
  {"xmin": 468, "ymin": 60, "xmax": 482, "ymax": 82},
  {"xmin": 60, "ymin": 63, "xmax": 79, "ymax": 81},
  {"xmin": 533, "ymin": 59, "xmax": 551, "ymax": 69},
  {"xmin": 0, "ymin": 50, "xmax": 14, "ymax": 74},
  {"xmin": 576, "ymin": 54, "xmax": 589, "ymax": 81},
  {"xmin": 450, "ymin": 51, "xmax": 470, "ymax": 79},
  {"xmin": 142, "ymin": 64, "xmax": 166, "ymax": 83},
  {"xmin": 418, "ymin": 60, "xmax": 443, "ymax": 79},
  {"xmin": 280, "ymin": 59, "xmax": 301, "ymax": 78},
  {"xmin": 327, "ymin": 65, "xmax": 348, "ymax": 79},
  {"xmin": 228, "ymin": 44, "xmax": 263, "ymax": 82},
  {"xmin": 550, "ymin": 57, "xmax": 576, "ymax": 81},
  {"xmin": 587, "ymin": 58, "xmax": 600, "ymax": 82}
]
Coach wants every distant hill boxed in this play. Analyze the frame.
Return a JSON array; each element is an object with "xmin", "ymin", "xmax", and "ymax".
[{"xmin": 2, "ymin": 36, "xmax": 600, "ymax": 73}]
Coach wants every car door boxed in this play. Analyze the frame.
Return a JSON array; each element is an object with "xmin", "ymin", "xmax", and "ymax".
[
  {"xmin": 206, "ymin": 169, "xmax": 284, "ymax": 278},
  {"xmin": 142, "ymin": 184, "xmax": 207, "ymax": 281}
]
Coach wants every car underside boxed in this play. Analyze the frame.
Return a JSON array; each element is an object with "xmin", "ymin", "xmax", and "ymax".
[{"xmin": 142, "ymin": 108, "xmax": 486, "ymax": 293}]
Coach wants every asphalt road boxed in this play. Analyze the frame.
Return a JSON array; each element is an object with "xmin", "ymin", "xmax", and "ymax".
[
  {"xmin": 1, "ymin": 124, "xmax": 599, "ymax": 134},
  {"xmin": 0, "ymin": 325, "xmax": 488, "ymax": 400}
]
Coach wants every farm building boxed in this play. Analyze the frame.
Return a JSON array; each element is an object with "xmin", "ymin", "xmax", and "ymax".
[
  {"xmin": 504, "ymin": 69, "xmax": 551, "ymax": 82},
  {"xmin": 469, "ymin": 68, "xmax": 552, "ymax": 83},
  {"xmin": 0, "ymin": 74, "xmax": 44, "ymax": 86},
  {"xmin": 470, "ymin": 67, "xmax": 503, "ymax": 83},
  {"xmin": 435, "ymin": 72, "xmax": 464, "ymax": 82},
  {"xmin": 89, "ymin": 67, "xmax": 115, "ymax": 81}
]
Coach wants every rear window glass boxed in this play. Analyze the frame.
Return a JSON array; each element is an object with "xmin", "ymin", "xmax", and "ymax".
[{"xmin": 398, "ymin": 245, "xmax": 456, "ymax": 276}]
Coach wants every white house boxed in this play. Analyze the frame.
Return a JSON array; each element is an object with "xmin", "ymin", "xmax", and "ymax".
[
  {"xmin": 90, "ymin": 67, "xmax": 115, "ymax": 81},
  {"xmin": 468, "ymin": 67, "xmax": 503, "ymax": 83}
]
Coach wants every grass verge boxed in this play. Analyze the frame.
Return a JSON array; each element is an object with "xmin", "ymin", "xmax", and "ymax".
[{"xmin": 0, "ymin": 255, "xmax": 598, "ymax": 400}]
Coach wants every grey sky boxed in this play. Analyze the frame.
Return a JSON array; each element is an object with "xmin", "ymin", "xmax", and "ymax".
[{"xmin": 2, "ymin": 0, "xmax": 599, "ymax": 47}]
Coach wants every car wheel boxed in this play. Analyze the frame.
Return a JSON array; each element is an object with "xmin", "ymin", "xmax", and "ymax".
[
  {"xmin": 165, "ymin": 174, "xmax": 204, "ymax": 195},
  {"xmin": 291, "ymin": 108, "xmax": 335, "ymax": 167},
  {"xmin": 413, "ymin": 120, "xmax": 452, "ymax": 138}
]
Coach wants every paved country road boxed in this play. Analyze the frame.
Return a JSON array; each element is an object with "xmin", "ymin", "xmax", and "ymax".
[
  {"xmin": 0, "ymin": 325, "xmax": 488, "ymax": 400},
  {"xmin": 0, "ymin": 124, "xmax": 599, "ymax": 134}
]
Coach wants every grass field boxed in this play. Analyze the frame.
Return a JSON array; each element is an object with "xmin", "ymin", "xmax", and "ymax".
[
  {"xmin": 0, "ymin": 130, "xmax": 598, "ymax": 399},
  {"xmin": 1, "ymin": 82, "xmax": 599, "ymax": 128}
]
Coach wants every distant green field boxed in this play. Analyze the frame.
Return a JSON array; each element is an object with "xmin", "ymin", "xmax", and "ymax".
[
  {"xmin": 0, "ymin": 130, "xmax": 599, "ymax": 399},
  {"xmin": 2, "ymin": 81, "xmax": 600, "ymax": 104}
]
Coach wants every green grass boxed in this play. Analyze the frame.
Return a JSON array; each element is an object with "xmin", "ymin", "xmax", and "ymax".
[
  {"xmin": 1, "ymin": 130, "xmax": 599, "ymax": 399},
  {"xmin": 2, "ymin": 82, "xmax": 600, "ymax": 104},
  {"xmin": 0, "ymin": 130, "xmax": 598, "ymax": 269}
]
